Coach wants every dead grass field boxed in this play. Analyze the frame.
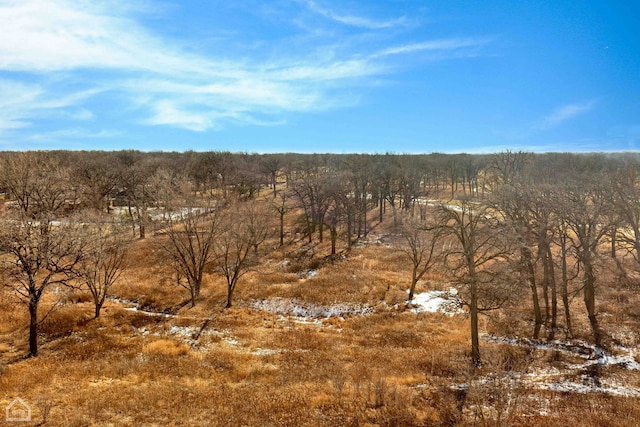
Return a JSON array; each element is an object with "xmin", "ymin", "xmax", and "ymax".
[{"xmin": 2, "ymin": 205, "xmax": 640, "ymax": 426}]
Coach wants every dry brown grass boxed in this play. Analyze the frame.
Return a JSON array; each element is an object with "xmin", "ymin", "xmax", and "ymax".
[{"xmin": 2, "ymin": 205, "xmax": 640, "ymax": 426}]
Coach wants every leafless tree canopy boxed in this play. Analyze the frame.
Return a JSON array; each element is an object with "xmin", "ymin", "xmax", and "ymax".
[{"xmin": 1, "ymin": 149, "xmax": 640, "ymax": 367}]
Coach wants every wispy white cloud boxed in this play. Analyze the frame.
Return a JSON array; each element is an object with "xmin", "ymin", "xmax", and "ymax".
[
  {"xmin": 0, "ymin": 0, "xmax": 223, "ymax": 76},
  {"xmin": 300, "ymin": 0, "xmax": 407, "ymax": 29},
  {"xmin": 373, "ymin": 38, "xmax": 491, "ymax": 58},
  {"xmin": 27, "ymin": 128, "xmax": 120, "ymax": 141},
  {"xmin": 538, "ymin": 100, "xmax": 597, "ymax": 129},
  {"xmin": 0, "ymin": 0, "xmax": 489, "ymax": 135},
  {"xmin": 0, "ymin": 78, "xmax": 98, "ymax": 137}
]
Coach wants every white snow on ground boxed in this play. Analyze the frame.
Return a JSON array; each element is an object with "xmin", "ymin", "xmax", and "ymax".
[
  {"xmin": 250, "ymin": 297, "xmax": 373, "ymax": 322},
  {"xmin": 106, "ymin": 296, "xmax": 175, "ymax": 318},
  {"xmin": 297, "ymin": 269, "xmax": 318, "ymax": 279},
  {"xmin": 111, "ymin": 206, "xmax": 210, "ymax": 222},
  {"xmin": 535, "ymin": 377, "xmax": 640, "ymax": 398},
  {"xmin": 168, "ymin": 325, "xmax": 201, "ymax": 338},
  {"xmin": 484, "ymin": 334, "xmax": 640, "ymax": 370},
  {"xmin": 484, "ymin": 333, "xmax": 640, "ymax": 398},
  {"xmin": 408, "ymin": 288, "xmax": 463, "ymax": 315},
  {"xmin": 251, "ymin": 348, "xmax": 280, "ymax": 356}
]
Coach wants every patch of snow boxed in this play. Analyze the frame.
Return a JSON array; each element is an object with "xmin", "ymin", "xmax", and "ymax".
[
  {"xmin": 536, "ymin": 377, "xmax": 640, "ymax": 398},
  {"xmin": 484, "ymin": 334, "xmax": 640, "ymax": 371},
  {"xmin": 223, "ymin": 337, "xmax": 239, "ymax": 346},
  {"xmin": 484, "ymin": 333, "xmax": 640, "ymax": 398},
  {"xmin": 168, "ymin": 326, "xmax": 200, "ymax": 338},
  {"xmin": 297, "ymin": 269, "xmax": 319, "ymax": 279},
  {"xmin": 124, "ymin": 307, "xmax": 173, "ymax": 318},
  {"xmin": 409, "ymin": 288, "xmax": 463, "ymax": 315},
  {"xmin": 251, "ymin": 348, "xmax": 280, "ymax": 356},
  {"xmin": 251, "ymin": 298, "xmax": 373, "ymax": 322},
  {"xmin": 107, "ymin": 296, "xmax": 175, "ymax": 318}
]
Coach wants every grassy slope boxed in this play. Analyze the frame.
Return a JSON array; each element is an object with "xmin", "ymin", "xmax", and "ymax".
[{"xmin": 1, "ymin": 204, "xmax": 640, "ymax": 426}]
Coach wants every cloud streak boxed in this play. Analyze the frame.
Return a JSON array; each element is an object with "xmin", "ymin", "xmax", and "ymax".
[
  {"xmin": 0, "ymin": 0, "xmax": 490, "ymax": 135},
  {"xmin": 0, "ymin": 78, "xmax": 99, "ymax": 136},
  {"xmin": 300, "ymin": 0, "xmax": 407, "ymax": 29},
  {"xmin": 539, "ymin": 100, "xmax": 597, "ymax": 129},
  {"xmin": 373, "ymin": 38, "xmax": 491, "ymax": 58}
]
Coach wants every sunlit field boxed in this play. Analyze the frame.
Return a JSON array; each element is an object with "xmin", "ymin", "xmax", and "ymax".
[{"xmin": 2, "ymin": 151, "xmax": 640, "ymax": 426}]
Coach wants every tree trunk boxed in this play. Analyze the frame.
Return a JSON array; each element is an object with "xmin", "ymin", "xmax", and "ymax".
[
  {"xmin": 470, "ymin": 277, "xmax": 480, "ymax": 367},
  {"xmin": 539, "ymin": 240, "xmax": 551, "ymax": 325},
  {"xmin": 546, "ymin": 244, "xmax": 558, "ymax": 341},
  {"xmin": 330, "ymin": 227, "xmax": 337, "ymax": 255},
  {"xmin": 347, "ymin": 212, "xmax": 353, "ymax": 248},
  {"xmin": 189, "ymin": 278, "xmax": 201, "ymax": 308},
  {"xmin": 127, "ymin": 205, "xmax": 136, "ymax": 237},
  {"xmin": 29, "ymin": 298, "xmax": 38, "ymax": 357},
  {"xmin": 468, "ymin": 258, "xmax": 480, "ymax": 367},
  {"xmin": 225, "ymin": 287, "xmax": 234, "ymax": 309},
  {"xmin": 522, "ymin": 247, "xmax": 542, "ymax": 338},
  {"xmin": 610, "ymin": 226, "xmax": 617, "ymax": 259},
  {"xmin": 363, "ymin": 202, "xmax": 368, "ymax": 237},
  {"xmin": 560, "ymin": 233, "xmax": 573, "ymax": 338},
  {"xmin": 272, "ymin": 173, "xmax": 277, "ymax": 198},
  {"xmin": 408, "ymin": 267, "xmax": 418, "ymax": 302},
  {"xmin": 279, "ymin": 212, "xmax": 284, "ymax": 247},
  {"xmin": 583, "ymin": 256, "xmax": 601, "ymax": 346}
]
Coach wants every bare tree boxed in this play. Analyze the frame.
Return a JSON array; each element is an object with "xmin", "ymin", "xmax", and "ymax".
[
  {"xmin": 117, "ymin": 155, "xmax": 161, "ymax": 239},
  {"xmin": 0, "ymin": 153, "xmax": 85, "ymax": 356},
  {"xmin": 259, "ymin": 154, "xmax": 282, "ymax": 198},
  {"xmin": 72, "ymin": 152, "xmax": 120, "ymax": 212},
  {"xmin": 73, "ymin": 215, "xmax": 129, "ymax": 318},
  {"xmin": 216, "ymin": 201, "xmax": 268, "ymax": 308},
  {"xmin": 0, "ymin": 219, "xmax": 85, "ymax": 356},
  {"xmin": 437, "ymin": 198, "xmax": 512, "ymax": 367},
  {"xmin": 558, "ymin": 181, "xmax": 611, "ymax": 347},
  {"xmin": 492, "ymin": 182, "xmax": 544, "ymax": 337},
  {"xmin": 400, "ymin": 214, "xmax": 443, "ymax": 302},
  {"xmin": 611, "ymin": 163, "xmax": 640, "ymax": 273},
  {"xmin": 269, "ymin": 189, "xmax": 291, "ymax": 247},
  {"xmin": 290, "ymin": 162, "xmax": 333, "ymax": 243},
  {"xmin": 0, "ymin": 152, "xmax": 75, "ymax": 218},
  {"xmin": 158, "ymin": 203, "xmax": 222, "ymax": 308}
]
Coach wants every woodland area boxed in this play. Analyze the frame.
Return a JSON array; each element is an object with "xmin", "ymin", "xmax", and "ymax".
[{"xmin": 2, "ymin": 150, "xmax": 640, "ymax": 426}]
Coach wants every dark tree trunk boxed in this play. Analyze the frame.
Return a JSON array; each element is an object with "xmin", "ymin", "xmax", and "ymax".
[
  {"xmin": 330, "ymin": 227, "xmax": 337, "ymax": 255},
  {"xmin": 408, "ymin": 268, "xmax": 418, "ymax": 302},
  {"xmin": 583, "ymin": 257, "xmax": 601, "ymax": 347},
  {"xmin": 470, "ymin": 277, "xmax": 480, "ymax": 367},
  {"xmin": 363, "ymin": 203, "xmax": 368, "ymax": 237},
  {"xmin": 560, "ymin": 232, "xmax": 573, "ymax": 338},
  {"xmin": 225, "ymin": 284, "xmax": 234, "ymax": 309},
  {"xmin": 29, "ymin": 299, "xmax": 38, "ymax": 357},
  {"xmin": 347, "ymin": 211, "xmax": 353, "ymax": 248},
  {"xmin": 522, "ymin": 247, "xmax": 542, "ymax": 339},
  {"xmin": 279, "ymin": 212, "xmax": 284, "ymax": 247},
  {"xmin": 468, "ymin": 257, "xmax": 480, "ymax": 367},
  {"xmin": 611, "ymin": 226, "xmax": 617, "ymax": 259},
  {"xmin": 539, "ymin": 239, "xmax": 552, "ymax": 325},
  {"xmin": 546, "ymin": 244, "xmax": 558, "ymax": 341},
  {"xmin": 272, "ymin": 173, "xmax": 277, "ymax": 198}
]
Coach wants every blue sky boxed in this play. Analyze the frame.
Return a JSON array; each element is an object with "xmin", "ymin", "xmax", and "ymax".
[{"xmin": 0, "ymin": 0, "xmax": 638, "ymax": 153}]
